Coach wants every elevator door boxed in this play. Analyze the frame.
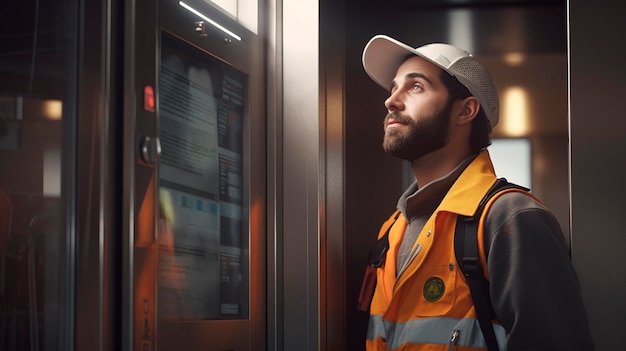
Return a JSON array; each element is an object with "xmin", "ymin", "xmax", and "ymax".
[{"xmin": 125, "ymin": 1, "xmax": 265, "ymax": 350}]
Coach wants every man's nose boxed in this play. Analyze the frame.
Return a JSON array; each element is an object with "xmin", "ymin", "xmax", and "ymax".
[{"xmin": 384, "ymin": 90, "xmax": 404, "ymax": 112}]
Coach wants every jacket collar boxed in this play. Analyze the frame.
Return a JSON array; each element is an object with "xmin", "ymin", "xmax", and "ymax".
[{"xmin": 436, "ymin": 149, "xmax": 498, "ymax": 217}]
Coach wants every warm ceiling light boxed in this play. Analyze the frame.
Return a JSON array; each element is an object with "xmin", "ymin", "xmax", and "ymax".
[{"xmin": 43, "ymin": 100, "xmax": 62, "ymax": 120}]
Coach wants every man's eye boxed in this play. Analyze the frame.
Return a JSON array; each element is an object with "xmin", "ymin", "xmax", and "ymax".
[{"xmin": 410, "ymin": 84, "xmax": 423, "ymax": 92}]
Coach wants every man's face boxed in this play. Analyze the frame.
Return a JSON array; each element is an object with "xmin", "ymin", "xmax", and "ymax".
[{"xmin": 382, "ymin": 56, "xmax": 453, "ymax": 161}]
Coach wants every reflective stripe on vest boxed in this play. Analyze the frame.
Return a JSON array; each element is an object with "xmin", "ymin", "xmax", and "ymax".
[{"xmin": 367, "ymin": 314, "xmax": 507, "ymax": 350}]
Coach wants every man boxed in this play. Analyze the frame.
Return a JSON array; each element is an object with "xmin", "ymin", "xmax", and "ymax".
[{"xmin": 360, "ymin": 35, "xmax": 594, "ymax": 350}]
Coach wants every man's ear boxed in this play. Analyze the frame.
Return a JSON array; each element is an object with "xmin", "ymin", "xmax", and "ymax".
[{"xmin": 456, "ymin": 96, "xmax": 480, "ymax": 125}]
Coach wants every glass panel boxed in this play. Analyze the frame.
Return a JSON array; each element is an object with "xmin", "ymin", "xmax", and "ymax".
[
  {"xmin": 0, "ymin": 0, "xmax": 76, "ymax": 349},
  {"xmin": 157, "ymin": 33, "xmax": 249, "ymax": 321},
  {"xmin": 490, "ymin": 138, "xmax": 532, "ymax": 188}
]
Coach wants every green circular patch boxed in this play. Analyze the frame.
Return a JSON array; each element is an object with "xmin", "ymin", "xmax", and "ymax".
[{"xmin": 423, "ymin": 277, "xmax": 445, "ymax": 302}]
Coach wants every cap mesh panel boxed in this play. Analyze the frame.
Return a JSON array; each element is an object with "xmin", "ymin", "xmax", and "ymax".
[{"xmin": 451, "ymin": 60, "xmax": 498, "ymax": 115}]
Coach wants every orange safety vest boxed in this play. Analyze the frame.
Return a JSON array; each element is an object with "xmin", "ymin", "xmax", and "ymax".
[{"xmin": 366, "ymin": 150, "xmax": 532, "ymax": 351}]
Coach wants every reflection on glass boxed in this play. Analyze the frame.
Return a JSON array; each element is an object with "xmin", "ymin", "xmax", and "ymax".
[
  {"xmin": 0, "ymin": 0, "xmax": 76, "ymax": 344},
  {"xmin": 157, "ymin": 33, "xmax": 248, "ymax": 320},
  {"xmin": 0, "ymin": 93, "xmax": 67, "ymax": 350}
]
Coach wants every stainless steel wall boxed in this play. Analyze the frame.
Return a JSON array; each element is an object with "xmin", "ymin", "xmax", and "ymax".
[
  {"xmin": 281, "ymin": 0, "xmax": 321, "ymax": 349},
  {"xmin": 569, "ymin": 1, "xmax": 626, "ymax": 350},
  {"xmin": 266, "ymin": 0, "xmax": 326, "ymax": 350},
  {"xmin": 268, "ymin": 0, "xmax": 349, "ymax": 348}
]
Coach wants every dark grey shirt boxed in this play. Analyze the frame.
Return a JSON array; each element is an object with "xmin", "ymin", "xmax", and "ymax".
[{"xmin": 396, "ymin": 157, "xmax": 472, "ymax": 275}]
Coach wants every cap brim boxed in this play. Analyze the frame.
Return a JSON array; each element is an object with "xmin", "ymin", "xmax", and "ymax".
[{"xmin": 362, "ymin": 35, "xmax": 420, "ymax": 91}]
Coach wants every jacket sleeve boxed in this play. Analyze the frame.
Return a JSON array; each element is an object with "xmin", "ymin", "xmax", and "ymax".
[{"xmin": 485, "ymin": 193, "xmax": 595, "ymax": 351}]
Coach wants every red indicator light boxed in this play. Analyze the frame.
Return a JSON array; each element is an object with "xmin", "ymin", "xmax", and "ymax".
[{"xmin": 144, "ymin": 85, "xmax": 155, "ymax": 112}]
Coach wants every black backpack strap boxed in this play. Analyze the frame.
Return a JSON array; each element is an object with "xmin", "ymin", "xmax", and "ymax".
[
  {"xmin": 357, "ymin": 211, "xmax": 401, "ymax": 311},
  {"xmin": 454, "ymin": 178, "xmax": 529, "ymax": 351}
]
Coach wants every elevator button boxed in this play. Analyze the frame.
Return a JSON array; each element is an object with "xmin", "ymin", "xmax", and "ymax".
[{"xmin": 139, "ymin": 136, "xmax": 161, "ymax": 165}]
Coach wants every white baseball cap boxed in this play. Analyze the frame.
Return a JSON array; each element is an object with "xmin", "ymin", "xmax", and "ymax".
[{"xmin": 362, "ymin": 35, "xmax": 499, "ymax": 128}]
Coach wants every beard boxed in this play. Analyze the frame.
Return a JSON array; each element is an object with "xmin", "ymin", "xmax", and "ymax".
[{"xmin": 382, "ymin": 98, "xmax": 453, "ymax": 161}]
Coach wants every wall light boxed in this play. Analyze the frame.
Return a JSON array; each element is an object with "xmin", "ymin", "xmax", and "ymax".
[
  {"xmin": 43, "ymin": 147, "xmax": 61, "ymax": 197},
  {"xmin": 501, "ymin": 86, "xmax": 529, "ymax": 137},
  {"xmin": 504, "ymin": 52, "xmax": 526, "ymax": 67},
  {"xmin": 179, "ymin": 1, "xmax": 242, "ymax": 41},
  {"xmin": 42, "ymin": 99, "xmax": 62, "ymax": 120}
]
